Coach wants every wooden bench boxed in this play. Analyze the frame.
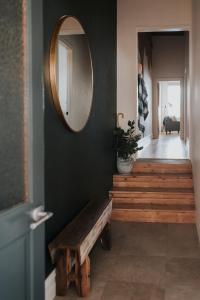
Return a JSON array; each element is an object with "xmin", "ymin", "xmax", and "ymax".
[{"xmin": 48, "ymin": 198, "xmax": 112, "ymax": 297}]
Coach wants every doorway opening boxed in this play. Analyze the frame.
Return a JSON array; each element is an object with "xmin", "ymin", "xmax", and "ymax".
[
  {"xmin": 159, "ymin": 80, "xmax": 181, "ymax": 135},
  {"xmin": 137, "ymin": 30, "xmax": 190, "ymax": 159}
]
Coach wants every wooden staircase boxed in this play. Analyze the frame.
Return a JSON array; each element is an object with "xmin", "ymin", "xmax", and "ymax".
[{"xmin": 110, "ymin": 159, "xmax": 196, "ymax": 223}]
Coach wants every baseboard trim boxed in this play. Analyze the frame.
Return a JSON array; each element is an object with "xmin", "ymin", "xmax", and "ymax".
[{"xmin": 45, "ymin": 269, "xmax": 56, "ymax": 300}]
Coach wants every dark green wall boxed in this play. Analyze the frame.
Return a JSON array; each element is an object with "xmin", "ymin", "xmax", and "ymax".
[{"xmin": 44, "ymin": 0, "xmax": 116, "ymax": 275}]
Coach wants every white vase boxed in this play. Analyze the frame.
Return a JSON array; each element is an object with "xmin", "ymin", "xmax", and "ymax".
[{"xmin": 117, "ymin": 157, "xmax": 133, "ymax": 174}]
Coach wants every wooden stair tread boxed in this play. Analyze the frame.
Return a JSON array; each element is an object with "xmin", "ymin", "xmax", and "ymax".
[
  {"xmin": 113, "ymin": 203, "xmax": 195, "ymax": 211},
  {"xmin": 135, "ymin": 159, "xmax": 191, "ymax": 164},
  {"xmin": 111, "ymin": 187, "xmax": 194, "ymax": 194},
  {"xmin": 132, "ymin": 159, "xmax": 192, "ymax": 174}
]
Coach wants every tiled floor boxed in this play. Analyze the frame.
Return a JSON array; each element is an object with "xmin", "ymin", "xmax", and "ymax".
[
  {"xmin": 55, "ymin": 222, "xmax": 200, "ymax": 300},
  {"xmin": 138, "ymin": 134, "xmax": 188, "ymax": 159}
]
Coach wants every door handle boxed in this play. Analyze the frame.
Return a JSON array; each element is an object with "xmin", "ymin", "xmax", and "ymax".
[{"xmin": 29, "ymin": 206, "xmax": 53, "ymax": 230}]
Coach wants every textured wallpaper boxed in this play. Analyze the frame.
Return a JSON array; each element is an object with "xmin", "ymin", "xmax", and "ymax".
[{"xmin": 0, "ymin": 0, "xmax": 25, "ymax": 210}]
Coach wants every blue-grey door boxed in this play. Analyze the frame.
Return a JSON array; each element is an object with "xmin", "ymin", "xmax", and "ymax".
[{"xmin": 0, "ymin": 1, "xmax": 47, "ymax": 299}]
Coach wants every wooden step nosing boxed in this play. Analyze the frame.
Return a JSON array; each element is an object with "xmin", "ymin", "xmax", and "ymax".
[
  {"xmin": 135, "ymin": 158, "xmax": 191, "ymax": 163},
  {"xmin": 113, "ymin": 184, "xmax": 193, "ymax": 189},
  {"xmin": 112, "ymin": 208, "xmax": 195, "ymax": 213},
  {"xmin": 110, "ymin": 189, "xmax": 194, "ymax": 195},
  {"xmin": 112, "ymin": 198, "xmax": 195, "ymax": 204},
  {"xmin": 112, "ymin": 203, "xmax": 195, "ymax": 211},
  {"xmin": 114, "ymin": 173, "xmax": 193, "ymax": 178}
]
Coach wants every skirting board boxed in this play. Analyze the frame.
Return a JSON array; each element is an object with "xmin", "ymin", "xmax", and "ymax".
[{"xmin": 45, "ymin": 269, "xmax": 56, "ymax": 300}]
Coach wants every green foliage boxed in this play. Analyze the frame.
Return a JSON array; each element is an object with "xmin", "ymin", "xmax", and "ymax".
[{"xmin": 114, "ymin": 120, "xmax": 143, "ymax": 160}]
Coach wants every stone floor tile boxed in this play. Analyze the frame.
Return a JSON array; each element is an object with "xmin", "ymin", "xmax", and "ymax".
[
  {"xmin": 165, "ymin": 284, "xmax": 200, "ymax": 300},
  {"xmin": 111, "ymin": 221, "xmax": 138, "ymax": 240},
  {"xmin": 111, "ymin": 222, "xmax": 168, "ymax": 257},
  {"xmin": 100, "ymin": 282, "xmax": 134, "ymax": 300},
  {"xmin": 93, "ymin": 255, "xmax": 135, "ymax": 283},
  {"xmin": 165, "ymin": 257, "xmax": 200, "ymax": 288},
  {"xmin": 130, "ymin": 256, "xmax": 166, "ymax": 288},
  {"xmin": 91, "ymin": 253, "xmax": 117, "ymax": 282},
  {"xmin": 133, "ymin": 233, "xmax": 167, "ymax": 257},
  {"xmin": 167, "ymin": 224, "xmax": 200, "ymax": 258},
  {"xmin": 55, "ymin": 280, "xmax": 106, "ymax": 300},
  {"xmin": 129, "ymin": 223, "xmax": 168, "ymax": 238},
  {"xmin": 100, "ymin": 282, "xmax": 165, "ymax": 300},
  {"xmin": 132, "ymin": 283, "xmax": 165, "ymax": 300}
]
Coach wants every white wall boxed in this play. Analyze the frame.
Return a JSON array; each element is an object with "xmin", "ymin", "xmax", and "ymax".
[
  {"xmin": 191, "ymin": 0, "xmax": 200, "ymax": 237},
  {"xmin": 117, "ymin": 0, "xmax": 192, "ymax": 129}
]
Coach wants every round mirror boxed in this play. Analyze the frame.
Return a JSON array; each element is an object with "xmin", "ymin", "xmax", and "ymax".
[{"xmin": 50, "ymin": 16, "xmax": 93, "ymax": 132}]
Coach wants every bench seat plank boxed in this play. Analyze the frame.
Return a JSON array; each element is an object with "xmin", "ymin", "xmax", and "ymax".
[
  {"xmin": 79, "ymin": 201, "xmax": 112, "ymax": 264},
  {"xmin": 49, "ymin": 198, "xmax": 112, "ymax": 264}
]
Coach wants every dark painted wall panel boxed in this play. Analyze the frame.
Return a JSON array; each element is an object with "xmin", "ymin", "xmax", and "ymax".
[{"xmin": 44, "ymin": 0, "xmax": 116, "ymax": 275}]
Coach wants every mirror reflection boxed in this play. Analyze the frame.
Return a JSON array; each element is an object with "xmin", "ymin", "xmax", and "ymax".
[{"xmin": 50, "ymin": 16, "xmax": 93, "ymax": 132}]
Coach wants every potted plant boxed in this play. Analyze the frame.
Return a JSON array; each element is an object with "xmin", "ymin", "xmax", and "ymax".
[{"xmin": 114, "ymin": 120, "xmax": 143, "ymax": 174}]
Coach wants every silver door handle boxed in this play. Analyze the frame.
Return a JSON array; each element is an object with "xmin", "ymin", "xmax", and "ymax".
[{"xmin": 29, "ymin": 206, "xmax": 53, "ymax": 230}]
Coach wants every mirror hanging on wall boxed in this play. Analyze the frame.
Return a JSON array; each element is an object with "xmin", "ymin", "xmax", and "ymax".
[{"xmin": 50, "ymin": 16, "xmax": 93, "ymax": 132}]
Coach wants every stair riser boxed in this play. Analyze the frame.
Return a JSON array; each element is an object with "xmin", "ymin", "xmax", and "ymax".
[
  {"xmin": 110, "ymin": 192, "xmax": 194, "ymax": 198},
  {"xmin": 111, "ymin": 197, "xmax": 195, "ymax": 205},
  {"xmin": 113, "ymin": 179, "xmax": 193, "ymax": 189},
  {"xmin": 112, "ymin": 209, "xmax": 196, "ymax": 223}
]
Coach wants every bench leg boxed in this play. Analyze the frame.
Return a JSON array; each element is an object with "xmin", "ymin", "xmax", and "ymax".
[
  {"xmin": 66, "ymin": 249, "xmax": 72, "ymax": 288},
  {"xmin": 101, "ymin": 222, "xmax": 112, "ymax": 250},
  {"xmin": 75, "ymin": 255, "xmax": 90, "ymax": 297},
  {"xmin": 56, "ymin": 250, "xmax": 67, "ymax": 296}
]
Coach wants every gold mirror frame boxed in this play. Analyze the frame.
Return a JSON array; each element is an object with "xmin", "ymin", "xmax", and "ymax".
[{"xmin": 49, "ymin": 15, "xmax": 93, "ymax": 132}]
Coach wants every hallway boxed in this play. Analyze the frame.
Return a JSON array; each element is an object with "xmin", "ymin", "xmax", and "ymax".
[
  {"xmin": 55, "ymin": 221, "xmax": 200, "ymax": 300},
  {"xmin": 138, "ymin": 134, "xmax": 188, "ymax": 159}
]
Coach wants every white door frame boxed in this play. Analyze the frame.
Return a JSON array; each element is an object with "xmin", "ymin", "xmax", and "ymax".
[{"xmin": 153, "ymin": 77, "xmax": 184, "ymax": 139}]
